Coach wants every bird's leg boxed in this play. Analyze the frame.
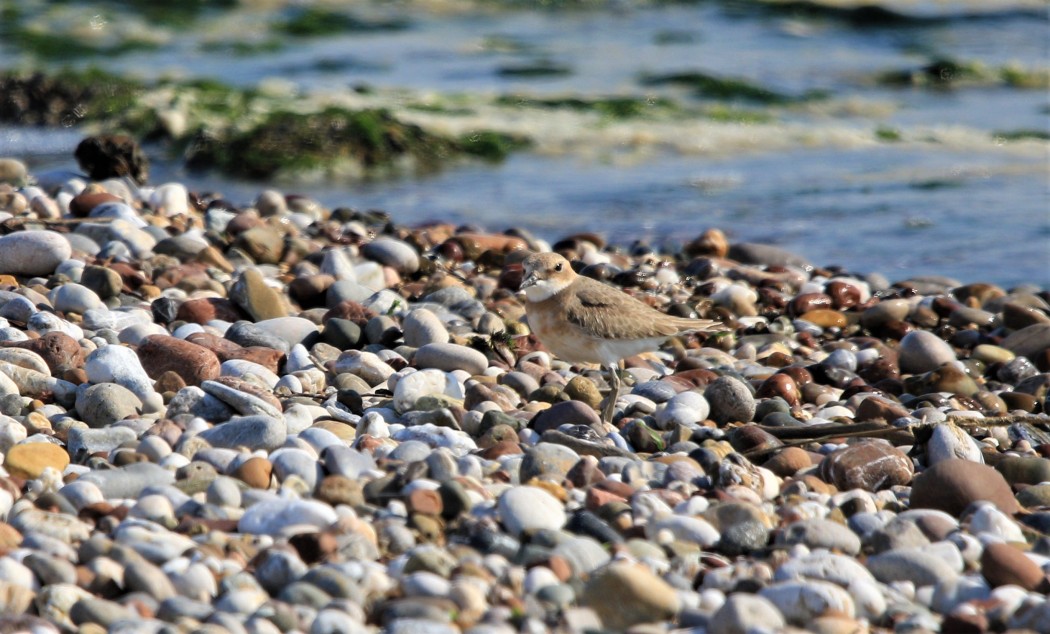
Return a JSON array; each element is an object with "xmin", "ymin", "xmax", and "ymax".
[{"xmin": 601, "ymin": 362, "xmax": 621, "ymax": 424}]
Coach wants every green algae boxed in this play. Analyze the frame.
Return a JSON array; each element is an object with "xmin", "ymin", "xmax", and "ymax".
[
  {"xmin": 875, "ymin": 126, "xmax": 902, "ymax": 142},
  {"xmin": 495, "ymin": 94, "xmax": 677, "ymax": 118},
  {"xmin": 994, "ymin": 129, "xmax": 1050, "ymax": 142},
  {"xmin": 199, "ymin": 38, "xmax": 285, "ymax": 56},
  {"xmin": 640, "ymin": 71, "xmax": 827, "ymax": 104},
  {"xmin": 10, "ymin": 25, "xmax": 161, "ymax": 59},
  {"xmin": 701, "ymin": 105, "xmax": 774, "ymax": 124},
  {"xmin": 188, "ymin": 108, "xmax": 466, "ymax": 179},
  {"xmin": 877, "ymin": 58, "xmax": 1050, "ymax": 89},
  {"xmin": 1, "ymin": 69, "xmax": 531, "ymax": 180},
  {"xmin": 276, "ymin": 7, "xmax": 410, "ymax": 37},
  {"xmin": 497, "ymin": 61, "xmax": 573, "ymax": 78},
  {"xmin": 458, "ymin": 131, "xmax": 531, "ymax": 161}
]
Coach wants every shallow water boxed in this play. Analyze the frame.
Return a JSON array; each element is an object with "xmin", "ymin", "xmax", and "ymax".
[{"xmin": 3, "ymin": 1, "xmax": 1048, "ymax": 287}]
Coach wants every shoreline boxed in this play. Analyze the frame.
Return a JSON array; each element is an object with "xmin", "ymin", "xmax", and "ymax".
[{"xmin": 0, "ymin": 156, "xmax": 1047, "ymax": 632}]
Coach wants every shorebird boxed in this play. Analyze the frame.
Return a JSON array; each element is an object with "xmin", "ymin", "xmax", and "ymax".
[{"xmin": 519, "ymin": 252, "xmax": 721, "ymax": 423}]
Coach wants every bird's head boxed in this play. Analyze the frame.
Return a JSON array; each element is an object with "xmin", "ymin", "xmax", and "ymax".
[{"xmin": 519, "ymin": 252, "xmax": 575, "ymax": 302}]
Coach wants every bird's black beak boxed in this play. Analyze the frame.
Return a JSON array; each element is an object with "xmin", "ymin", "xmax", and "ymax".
[{"xmin": 519, "ymin": 271, "xmax": 538, "ymax": 291}]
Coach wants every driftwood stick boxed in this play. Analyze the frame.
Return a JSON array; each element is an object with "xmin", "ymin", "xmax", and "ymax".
[
  {"xmin": 946, "ymin": 414, "xmax": 1050, "ymax": 428},
  {"xmin": 741, "ymin": 413, "xmax": 1050, "ymax": 460},
  {"xmin": 0, "ymin": 216, "xmax": 115, "ymax": 234},
  {"xmin": 742, "ymin": 422, "xmax": 913, "ymax": 459}
]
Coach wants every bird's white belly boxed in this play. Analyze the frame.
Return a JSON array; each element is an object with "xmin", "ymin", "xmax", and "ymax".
[{"xmin": 529, "ymin": 308, "xmax": 667, "ymax": 365}]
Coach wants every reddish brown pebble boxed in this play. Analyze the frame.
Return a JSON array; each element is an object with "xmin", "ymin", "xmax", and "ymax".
[
  {"xmin": 323, "ymin": 300, "xmax": 378, "ymax": 328},
  {"xmin": 185, "ymin": 332, "xmax": 284, "ymax": 373},
  {"xmin": 818, "ymin": 441, "xmax": 914, "ymax": 492},
  {"xmin": 2, "ymin": 331, "xmax": 84, "ymax": 372},
  {"xmin": 789, "ymin": 293, "xmax": 833, "ymax": 317},
  {"xmin": 756, "ymin": 373, "xmax": 801, "ymax": 408},
  {"xmin": 584, "ymin": 487, "xmax": 627, "ymax": 512},
  {"xmin": 980, "ymin": 542, "xmax": 1049, "ymax": 592},
  {"xmin": 854, "ymin": 395, "xmax": 910, "ymax": 423},
  {"xmin": 776, "ymin": 366, "xmax": 813, "ymax": 389},
  {"xmin": 154, "ymin": 371, "xmax": 187, "ymax": 395},
  {"xmin": 477, "ymin": 439, "xmax": 524, "ymax": 460},
  {"xmin": 763, "ymin": 447, "xmax": 815, "ymax": 477},
  {"xmin": 825, "ymin": 280, "xmax": 861, "ymax": 309},
  {"xmin": 175, "ymin": 297, "xmax": 246, "ymax": 324},
  {"xmin": 137, "ymin": 335, "xmax": 221, "ymax": 386},
  {"xmin": 69, "ymin": 191, "xmax": 122, "ymax": 217},
  {"xmin": 911, "ymin": 459, "xmax": 1020, "ymax": 517}
]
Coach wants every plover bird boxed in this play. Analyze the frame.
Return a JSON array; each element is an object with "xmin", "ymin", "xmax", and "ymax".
[{"xmin": 519, "ymin": 252, "xmax": 721, "ymax": 423}]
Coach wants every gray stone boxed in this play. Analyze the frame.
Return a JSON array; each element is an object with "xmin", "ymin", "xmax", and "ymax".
[
  {"xmin": 414, "ymin": 342, "xmax": 488, "ymax": 375},
  {"xmin": 709, "ymin": 593, "xmax": 786, "ymax": 634},
  {"xmin": 759, "ymin": 580, "xmax": 855, "ymax": 625},
  {"xmin": 201, "ymin": 381, "xmax": 282, "ymax": 418},
  {"xmin": 84, "ymin": 344, "xmax": 156, "ymax": 403},
  {"xmin": 898, "ymin": 330, "xmax": 957, "ymax": 374},
  {"xmin": 0, "ymin": 231, "xmax": 71, "ymax": 276},
  {"xmin": 1002, "ymin": 323, "xmax": 1050, "ymax": 363},
  {"xmin": 866, "ymin": 548, "xmax": 960, "ymax": 587},
  {"xmin": 402, "ymin": 309, "xmax": 449, "ymax": 347},
  {"xmin": 776, "ymin": 518, "xmax": 861, "ymax": 555},
  {"xmin": 497, "ymin": 486, "xmax": 567, "ymax": 538},
  {"xmin": 75, "ymin": 383, "xmax": 142, "ymax": 428},
  {"xmin": 520, "ymin": 443, "xmax": 581, "ymax": 482},
  {"xmin": 52, "ymin": 284, "xmax": 104, "ymax": 314},
  {"xmin": 77, "ymin": 463, "xmax": 175, "ymax": 499},
  {"xmin": 704, "ymin": 376, "xmax": 756, "ymax": 425},
  {"xmin": 323, "ymin": 445, "xmax": 378, "ymax": 479},
  {"xmin": 239, "ymin": 498, "xmax": 338, "ymax": 535},
  {"xmin": 362, "ymin": 237, "xmax": 420, "ymax": 274},
  {"xmin": 270, "ymin": 447, "xmax": 323, "ymax": 492},
  {"xmin": 66, "ymin": 426, "xmax": 138, "ymax": 460},
  {"xmin": 197, "ymin": 415, "xmax": 286, "ymax": 452}
]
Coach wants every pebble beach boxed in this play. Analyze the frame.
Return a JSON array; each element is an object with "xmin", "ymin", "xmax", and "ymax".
[{"xmin": 0, "ymin": 154, "xmax": 1046, "ymax": 634}]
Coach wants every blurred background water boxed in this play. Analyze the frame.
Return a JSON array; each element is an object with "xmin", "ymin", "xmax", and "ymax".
[{"xmin": 2, "ymin": 0, "xmax": 1048, "ymax": 286}]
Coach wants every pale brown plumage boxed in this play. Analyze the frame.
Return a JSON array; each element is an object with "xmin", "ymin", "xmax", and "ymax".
[{"xmin": 520, "ymin": 252, "xmax": 721, "ymax": 422}]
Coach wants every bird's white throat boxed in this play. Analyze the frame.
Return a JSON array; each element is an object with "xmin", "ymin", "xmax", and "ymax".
[{"xmin": 522, "ymin": 278, "xmax": 569, "ymax": 302}]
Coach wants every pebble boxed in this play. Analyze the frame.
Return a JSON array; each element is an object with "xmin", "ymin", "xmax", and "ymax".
[
  {"xmin": 704, "ymin": 376, "xmax": 756, "ymax": 424},
  {"xmin": 581, "ymin": 562, "xmax": 680, "ymax": 630},
  {"xmin": 362, "ymin": 237, "xmax": 420, "ymax": 274},
  {"xmin": 758, "ymin": 580, "xmax": 856, "ymax": 625},
  {"xmin": 413, "ymin": 342, "xmax": 488, "ymax": 375},
  {"xmin": 51, "ymin": 284, "xmax": 104, "ymax": 314},
  {"xmin": 83, "ymin": 344, "xmax": 158, "ymax": 406},
  {"xmin": 818, "ymin": 441, "xmax": 914, "ymax": 491},
  {"xmin": 496, "ymin": 486, "xmax": 567, "ymax": 537},
  {"xmin": 777, "ymin": 518, "xmax": 861, "ymax": 555},
  {"xmin": 866, "ymin": 548, "xmax": 960, "ymax": 587},
  {"xmin": 75, "ymin": 383, "xmax": 142, "ymax": 427},
  {"xmin": 137, "ymin": 335, "xmax": 221, "ymax": 386},
  {"xmin": 197, "ymin": 415, "xmax": 287, "ymax": 451},
  {"xmin": 898, "ymin": 330, "xmax": 957, "ymax": 373},
  {"xmin": 0, "ymin": 231, "xmax": 71, "ymax": 276},
  {"xmin": 911, "ymin": 459, "xmax": 1020, "ymax": 517},
  {"xmin": 5, "ymin": 441, "xmax": 70, "ymax": 479},
  {"xmin": 402, "ymin": 309, "xmax": 450, "ymax": 347},
  {"xmin": 75, "ymin": 462, "xmax": 175, "ymax": 499}
]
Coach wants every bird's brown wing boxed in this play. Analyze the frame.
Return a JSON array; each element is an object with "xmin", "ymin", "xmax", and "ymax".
[{"xmin": 564, "ymin": 278, "xmax": 682, "ymax": 340}]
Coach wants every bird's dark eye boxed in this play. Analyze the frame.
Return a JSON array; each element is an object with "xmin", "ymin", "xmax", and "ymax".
[{"xmin": 554, "ymin": 263, "xmax": 563, "ymax": 272}]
